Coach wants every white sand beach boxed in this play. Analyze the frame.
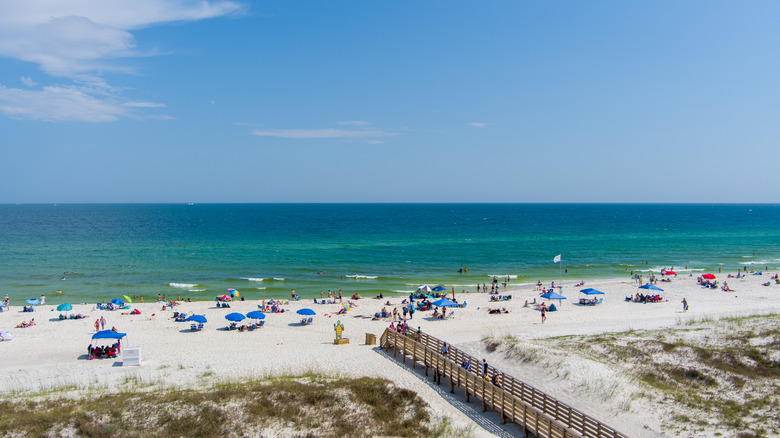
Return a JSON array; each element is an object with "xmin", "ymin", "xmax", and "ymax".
[{"xmin": 1, "ymin": 271, "xmax": 778, "ymax": 437}]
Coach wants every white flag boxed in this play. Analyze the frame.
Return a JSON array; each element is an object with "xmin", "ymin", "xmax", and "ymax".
[{"xmin": 553, "ymin": 254, "xmax": 561, "ymax": 263}]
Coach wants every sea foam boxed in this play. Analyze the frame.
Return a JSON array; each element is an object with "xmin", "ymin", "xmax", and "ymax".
[{"xmin": 169, "ymin": 283, "xmax": 198, "ymax": 289}]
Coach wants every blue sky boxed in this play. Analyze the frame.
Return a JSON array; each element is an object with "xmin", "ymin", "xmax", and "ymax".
[{"xmin": 1, "ymin": 1, "xmax": 779, "ymax": 203}]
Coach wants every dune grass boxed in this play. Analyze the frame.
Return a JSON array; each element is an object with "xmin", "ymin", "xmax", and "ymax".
[
  {"xmin": 484, "ymin": 313, "xmax": 780, "ymax": 438},
  {"xmin": 0, "ymin": 374, "xmax": 466, "ymax": 437}
]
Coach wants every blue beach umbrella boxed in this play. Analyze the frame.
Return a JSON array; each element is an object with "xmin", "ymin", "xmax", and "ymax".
[
  {"xmin": 638, "ymin": 284, "xmax": 664, "ymax": 292},
  {"xmin": 225, "ymin": 312, "xmax": 246, "ymax": 322},
  {"xmin": 185, "ymin": 314, "xmax": 207, "ymax": 323},
  {"xmin": 432, "ymin": 298, "xmax": 459, "ymax": 307},
  {"xmin": 246, "ymin": 311, "xmax": 266, "ymax": 320},
  {"xmin": 432, "ymin": 286, "xmax": 447, "ymax": 292},
  {"xmin": 580, "ymin": 288, "xmax": 605, "ymax": 295},
  {"xmin": 296, "ymin": 308, "xmax": 316, "ymax": 316},
  {"xmin": 111, "ymin": 298, "xmax": 124, "ymax": 306},
  {"xmin": 25, "ymin": 299, "xmax": 40, "ymax": 305},
  {"xmin": 540, "ymin": 291, "xmax": 566, "ymax": 300},
  {"xmin": 92, "ymin": 330, "xmax": 126, "ymax": 340},
  {"xmin": 57, "ymin": 303, "xmax": 73, "ymax": 312}
]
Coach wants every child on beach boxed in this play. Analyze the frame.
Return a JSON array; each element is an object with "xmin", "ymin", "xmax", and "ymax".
[{"xmin": 682, "ymin": 298, "xmax": 688, "ymax": 312}]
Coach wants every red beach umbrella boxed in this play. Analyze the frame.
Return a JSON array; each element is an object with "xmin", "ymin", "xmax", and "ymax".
[
  {"xmin": 702, "ymin": 273, "xmax": 716, "ymax": 280},
  {"xmin": 664, "ymin": 270, "xmax": 677, "ymax": 275}
]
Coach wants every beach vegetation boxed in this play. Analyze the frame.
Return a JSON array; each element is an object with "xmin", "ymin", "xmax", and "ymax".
[
  {"xmin": 483, "ymin": 313, "xmax": 780, "ymax": 437},
  {"xmin": 0, "ymin": 374, "xmax": 465, "ymax": 437}
]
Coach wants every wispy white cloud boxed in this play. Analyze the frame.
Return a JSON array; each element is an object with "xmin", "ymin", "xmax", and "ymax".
[
  {"xmin": 252, "ymin": 127, "xmax": 397, "ymax": 140},
  {"xmin": 20, "ymin": 76, "xmax": 37, "ymax": 87},
  {"xmin": 336, "ymin": 120, "xmax": 370, "ymax": 126},
  {"xmin": 0, "ymin": 83, "xmax": 164, "ymax": 122},
  {"xmin": 122, "ymin": 101, "xmax": 166, "ymax": 108},
  {"xmin": 470, "ymin": 122, "xmax": 490, "ymax": 128},
  {"xmin": 0, "ymin": 0, "xmax": 244, "ymax": 122}
]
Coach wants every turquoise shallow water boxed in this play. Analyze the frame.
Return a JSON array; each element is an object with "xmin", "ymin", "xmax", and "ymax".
[{"xmin": 0, "ymin": 204, "xmax": 778, "ymax": 304}]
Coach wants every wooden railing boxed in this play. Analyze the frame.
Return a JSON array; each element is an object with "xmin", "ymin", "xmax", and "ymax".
[{"xmin": 380, "ymin": 328, "xmax": 627, "ymax": 438}]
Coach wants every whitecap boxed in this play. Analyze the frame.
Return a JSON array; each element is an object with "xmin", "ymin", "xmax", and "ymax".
[
  {"xmin": 488, "ymin": 274, "xmax": 518, "ymax": 279},
  {"xmin": 242, "ymin": 277, "xmax": 265, "ymax": 282},
  {"xmin": 272, "ymin": 278, "xmax": 286, "ymax": 281},
  {"xmin": 743, "ymin": 260, "xmax": 773, "ymax": 266},
  {"xmin": 169, "ymin": 283, "xmax": 197, "ymax": 289},
  {"xmin": 346, "ymin": 274, "xmax": 379, "ymax": 279},
  {"xmin": 255, "ymin": 287, "xmax": 267, "ymax": 290}
]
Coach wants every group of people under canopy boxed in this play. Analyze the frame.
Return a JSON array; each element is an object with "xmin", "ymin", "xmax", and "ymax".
[{"xmin": 88, "ymin": 343, "xmax": 119, "ymax": 359}]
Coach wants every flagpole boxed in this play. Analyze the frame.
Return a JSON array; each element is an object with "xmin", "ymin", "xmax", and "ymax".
[{"xmin": 553, "ymin": 254, "xmax": 562, "ymax": 294}]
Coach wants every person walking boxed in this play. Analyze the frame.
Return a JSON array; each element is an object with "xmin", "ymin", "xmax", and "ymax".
[
  {"xmin": 682, "ymin": 298, "xmax": 688, "ymax": 312},
  {"xmin": 541, "ymin": 307, "xmax": 546, "ymax": 324}
]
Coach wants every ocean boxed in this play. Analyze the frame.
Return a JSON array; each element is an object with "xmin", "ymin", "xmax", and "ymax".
[{"xmin": 1, "ymin": 204, "xmax": 778, "ymax": 304}]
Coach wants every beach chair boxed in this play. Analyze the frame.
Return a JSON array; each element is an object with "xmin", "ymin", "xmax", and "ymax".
[
  {"xmin": 191, "ymin": 323, "xmax": 198, "ymax": 331},
  {"xmin": 258, "ymin": 320, "xmax": 265, "ymax": 328},
  {"xmin": 197, "ymin": 323, "xmax": 204, "ymax": 331},
  {"xmin": 229, "ymin": 322, "xmax": 237, "ymax": 330}
]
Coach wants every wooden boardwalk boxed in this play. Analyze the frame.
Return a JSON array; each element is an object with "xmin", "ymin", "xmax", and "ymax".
[{"xmin": 379, "ymin": 328, "xmax": 628, "ymax": 438}]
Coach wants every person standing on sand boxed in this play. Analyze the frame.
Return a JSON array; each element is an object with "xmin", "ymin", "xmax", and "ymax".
[
  {"xmin": 682, "ymin": 298, "xmax": 688, "ymax": 312},
  {"xmin": 541, "ymin": 307, "xmax": 546, "ymax": 324},
  {"xmin": 94, "ymin": 319, "xmax": 100, "ymax": 332},
  {"xmin": 100, "ymin": 316, "xmax": 106, "ymax": 330}
]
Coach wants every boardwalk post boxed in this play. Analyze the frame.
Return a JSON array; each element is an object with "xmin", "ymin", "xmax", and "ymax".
[
  {"xmin": 522, "ymin": 404, "xmax": 528, "ymax": 438},
  {"xmin": 465, "ymin": 374, "xmax": 470, "ymax": 402},
  {"xmin": 482, "ymin": 379, "xmax": 487, "ymax": 412},
  {"xmin": 450, "ymin": 363, "xmax": 455, "ymax": 394},
  {"xmin": 401, "ymin": 336, "xmax": 406, "ymax": 365},
  {"xmin": 501, "ymin": 388, "xmax": 506, "ymax": 424},
  {"xmin": 392, "ymin": 332, "xmax": 397, "ymax": 358}
]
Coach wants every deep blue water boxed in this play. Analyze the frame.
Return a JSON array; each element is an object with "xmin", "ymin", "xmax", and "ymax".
[{"xmin": 0, "ymin": 204, "xmax": 778, "ymax": 304}]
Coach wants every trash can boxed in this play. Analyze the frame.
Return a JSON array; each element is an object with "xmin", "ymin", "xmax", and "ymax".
[{"xmin": 365, "ymin": 333, "xmax": 376, "ymax": 345}]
